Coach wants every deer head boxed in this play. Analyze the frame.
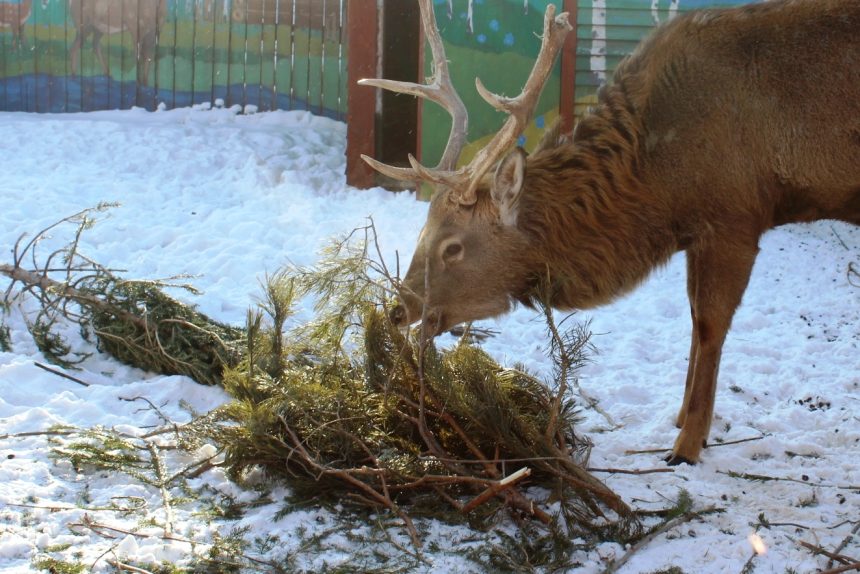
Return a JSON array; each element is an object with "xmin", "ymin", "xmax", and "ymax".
[{"xmin": 360, "ymin": 0, "xmax": 571, "ymax": 336}]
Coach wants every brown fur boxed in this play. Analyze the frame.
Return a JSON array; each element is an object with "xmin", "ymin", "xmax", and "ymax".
[{"xmin": 394, "ymin": 0, "xmax": 860, "ymax": 464}]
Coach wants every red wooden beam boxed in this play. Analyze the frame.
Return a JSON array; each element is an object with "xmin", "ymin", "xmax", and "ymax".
[{"xmin": 345, "ymin": 1, "xmax": 379, "ymax": 188}]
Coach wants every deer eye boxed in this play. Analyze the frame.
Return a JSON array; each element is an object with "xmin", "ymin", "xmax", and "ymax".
[{"xmin": 441, "ymin": 241, "xmax": 463, "ymax": 262}]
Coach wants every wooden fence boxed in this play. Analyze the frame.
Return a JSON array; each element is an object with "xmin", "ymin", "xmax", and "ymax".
[
  {"xmin": 1, "ymin": 0, "xmax": 754, "ymax": 188},
  {"xmin": 346, "ymin": 0, "xmax": 752, "ymax": 188},
  {"xmin": 0, "ymin": 0, "xmax": 348, "ymax": 118}
]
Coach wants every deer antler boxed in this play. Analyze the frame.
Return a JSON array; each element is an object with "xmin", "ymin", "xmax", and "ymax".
[{"xmin": 359, "ymin": 0, "xmax": 572, "ymax": 205}]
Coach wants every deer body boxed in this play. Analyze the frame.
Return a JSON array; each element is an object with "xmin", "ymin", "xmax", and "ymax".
[
  {"xmin": 366, "ymin": 0, "xmax": 860, "ymax": 465},
  {"xmin": 522, "ymin": 0, "xmax": 860, "ymax": 312}
]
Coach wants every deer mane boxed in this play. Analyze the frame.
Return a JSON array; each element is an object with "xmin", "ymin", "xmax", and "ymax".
[{"xmin": 514, "ymin": 79, "xmax": 677, "ymax": 310}]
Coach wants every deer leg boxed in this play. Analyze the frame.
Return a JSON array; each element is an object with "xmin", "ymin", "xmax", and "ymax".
[
  {"xmin": 675, "ymin": 249, "xmax": 699, "ymax": 428},
  {"xmin": 676, "ymin": 248, "xmax": 703, "ymax": 428},
  {"xmin": 675, "ymin": 304, "xmax": 699, "ymax": 429},
  {"xmin": 667, "ymin": 238, "xmax": 758, "ymax": 465}
]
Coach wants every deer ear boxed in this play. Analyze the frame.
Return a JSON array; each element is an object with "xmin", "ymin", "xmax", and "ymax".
[{"xmin": 492, "ymin": 147, "xmax": 527, "ymax": 226}]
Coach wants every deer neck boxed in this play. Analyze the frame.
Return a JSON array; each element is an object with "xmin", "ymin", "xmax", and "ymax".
[{"xmin": 517, "ymin": 115, "xmax": 677, "ymax": 310}]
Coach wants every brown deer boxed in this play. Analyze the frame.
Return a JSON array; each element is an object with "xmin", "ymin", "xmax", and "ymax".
[
  {"xmin": 361, "ymin": 0, "xmax": 860, "ymax": 465},
  {"xmin": 68, "ymin": 0, "xmax": 167, "ymax": 85},
  {"xmin": 0, "ymin": 0, "xmax": 31, "ymax": 49}
]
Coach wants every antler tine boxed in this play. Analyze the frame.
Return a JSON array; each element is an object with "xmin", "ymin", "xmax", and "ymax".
[
  {"xmin": 359, "ymin": 0, "xmax": 469, "ymax": 187},
  {"xmin": 418, "ymin": 0, "xmax": 469, "ymax": 173},
  {"xmin": 459, "ymin": 5, "xmax": 572, "ymax": 203}
]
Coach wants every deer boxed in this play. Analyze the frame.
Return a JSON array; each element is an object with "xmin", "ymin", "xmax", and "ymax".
[
  {"xmin": 0, "ymin": 0, "xmax": 31, "ymax": 49},
  {"xmin": 360, "ymin": 0, "xmax": 860, "ymax": 466},
  {"xmin": 68, "ymin": 0, "xmax": 167, "ymax": 86}
]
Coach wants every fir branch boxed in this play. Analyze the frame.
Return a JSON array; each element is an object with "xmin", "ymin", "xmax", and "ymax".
[
  {"xmin": 34, "ymin": 361, "xmax": 91, "ymax": 386},
  {"xmin": 600, "ymin": 505, "xmax": 722, "ymax": 574},
  {"xmin": 831, "ymin": 522, "xmax": 860, "ymax": 569},
  {"xmin": 796, "ymin": 539, "xmax": 857, "ymax": 566}
]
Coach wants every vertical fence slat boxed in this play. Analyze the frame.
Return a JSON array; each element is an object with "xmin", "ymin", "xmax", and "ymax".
[
  {"xmin": 174, "ymin": 1, "xmax": 193, "ymax": 107},
  {"xmin": 208, "ymin": 0, "xmax": 219, "ymax": 105},
  {"xmin": 345, "ymin": 0, "xmax": 378, "ymax": 188},
  {"xmin": 31, "ymin": 0, "xmax": 41, "ymax": 112},
  {"xmin": 0, "ymin": 0, "xmax": 345, "ymax": 117},
  {"xmin": 268, "ymin": 0, "xmax": 281, "ymax": 110},
  {"xmin": 287, "ymin": 0, "xmax": 296, "ymax": 108},
  {"xmin": 273, "ymin": 0, "xmax": 291, "ymax": 110},
  {"xmin": 169, "ymin": 0, "xmax": 179, "ymax": 109}
]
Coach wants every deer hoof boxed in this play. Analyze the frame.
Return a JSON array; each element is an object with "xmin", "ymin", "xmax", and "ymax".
[{"xmin": 664, "ymin": 453, "xmax": 696, "ymax": 466}]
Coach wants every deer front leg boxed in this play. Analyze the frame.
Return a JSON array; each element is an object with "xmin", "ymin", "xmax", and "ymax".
[{"xmin": 668, "ymin": 238, "xmax": 758, "ymax": 465}]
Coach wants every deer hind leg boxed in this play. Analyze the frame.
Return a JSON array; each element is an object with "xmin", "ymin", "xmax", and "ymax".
[
  {"xmin": 676, "ymin": 246, "xmax": 705, "ymax": 429},
  {"xmin": 668, "ymin": 237, "xmax": 759, "ymax": 465}
]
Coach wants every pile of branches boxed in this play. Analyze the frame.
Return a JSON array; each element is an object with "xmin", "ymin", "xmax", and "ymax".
[
  {"xmin": 0, "ymin": 204, "xmax": 244, "ymax": 386},
  {"xmin": 213, "ymin": 225, "xmax": 640, "ymax": 545},
  {"xmin": 1, "ymin": 207, "xmax": 641, "ymax": 547}
]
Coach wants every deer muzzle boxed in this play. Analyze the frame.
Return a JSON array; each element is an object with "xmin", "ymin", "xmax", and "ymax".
[{"xmin": 389, "ymin": 291, "xmax": 447, "ymax": 337}]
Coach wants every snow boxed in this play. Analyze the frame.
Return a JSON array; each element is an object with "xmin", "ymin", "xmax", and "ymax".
[{"xmin": 0, "ymin": 106, "xmax": 857, "ymax": 573}]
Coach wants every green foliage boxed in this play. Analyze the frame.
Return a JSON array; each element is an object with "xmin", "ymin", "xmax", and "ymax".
[
  {"xmin": 52, "ymin": 427, "xmax": 145, "ymax": 476},
  {"xmin": 666, "ymin": 489, "xmax": 695, "ymax": 521},
  {"xmin": 0, "ymin": 308, "xmax": 10, "ymax": 352},
  {"xmin": 32, "ymin": 557, "xmax": 86, "ymax": 574},
  {"xmin": 1, "ymin": 205, "xmax": 245, "ymax": 385},
  {"xmin": 214, "ymin": 225, "xmax": 639, "ymax": 543},
  {"xmin": 5, "ymin": 212, "xmax": 639, "ymax": 559},
  {"xmin": 86, "ymin": 275, "xmax": 246, "ymax": 386}
]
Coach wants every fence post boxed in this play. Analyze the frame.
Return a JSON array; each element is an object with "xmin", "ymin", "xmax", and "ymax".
[{"xmin": 345, "ymin": 1, "xmax": 379, "ymax": 189}]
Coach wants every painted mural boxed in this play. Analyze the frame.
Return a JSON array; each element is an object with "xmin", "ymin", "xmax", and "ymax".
[
  {"xmin": 0, "ymin": 0, "xmax": 347, "ymax": 117},
  {"xmin": 1, "ymin": 0, "xmax": 753, "ymax": 148},
  {"xmin": 421, "ymin": 0, "xmax": 752, "ymax": 168}
]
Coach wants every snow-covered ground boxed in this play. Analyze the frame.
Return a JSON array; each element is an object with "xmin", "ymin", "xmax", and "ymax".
[{"xmin": 0, "ymin": 106, "xmax": 857, "ymax": 573}]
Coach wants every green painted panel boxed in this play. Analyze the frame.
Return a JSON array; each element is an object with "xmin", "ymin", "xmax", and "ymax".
[
  {"xmin": 421, "ymin": 1, "xmax": 567, "ymax": 168},
  {"xmin": 419, "ymin": 0, "xmax": 756, "ymax": 170},
  {"xmin": 0, "ymin": 0, "xmax": 347, "ymax": 117}
]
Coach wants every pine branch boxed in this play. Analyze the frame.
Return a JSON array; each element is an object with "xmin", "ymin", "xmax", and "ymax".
[{"xmin": 601, "ymin": 505, "xmax": 722, "ymax": 574}]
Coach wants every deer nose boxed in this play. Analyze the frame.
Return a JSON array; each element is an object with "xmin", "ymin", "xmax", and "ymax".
[{"xmin": 389, "ymin": 304, "xmax": 407, "ymax": 327}]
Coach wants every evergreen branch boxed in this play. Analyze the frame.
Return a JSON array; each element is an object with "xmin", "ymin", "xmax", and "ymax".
[
  {"xmin": 278, "ymin": 416, "xmax": 422, "ymax": 548},
  {"xmin": 145, "ymin": 441, "xmax": 175, "ymax": 536},
  {"xmin": 105, "ymin": 560, "xmax": 154, "ymax": 574},
  {"xmin": 720, "ymin": 469, "xmax": 860, "ymax": 490},
  {"xmin": 600, "ymin": 505, "xmax": 722, "ymax": 574},
  {"xmin": 626, "ymin": 434, "xmax": 767, "ymax": 456},
  {"xmin": 831, "ymin": 522, "xmax": 860, "ymax": 569},
  {"xmin": 796, "ymin": 539, "xmax": 858, "ymax": 566},
  {"xmin": 462, "ymin": 467, "xmax": 532, "ymax": 513},
  {"xmin": 33, "ymin": 361, "xmax": 91, "ymax": 386},
  {"xmin": 818, "ymin": 563, "xmax": 860, "ymax": 574}
]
